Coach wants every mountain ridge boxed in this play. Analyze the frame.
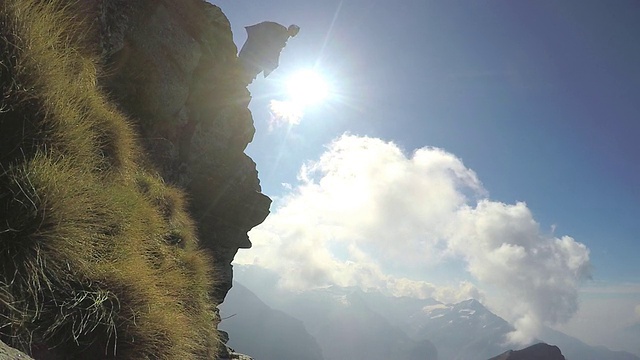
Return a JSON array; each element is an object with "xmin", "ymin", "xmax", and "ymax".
[{"xmin": 231, "ymin": 266, "xmax": 640, "ymax": 360}]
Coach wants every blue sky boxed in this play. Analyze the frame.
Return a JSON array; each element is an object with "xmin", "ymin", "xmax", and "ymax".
[{"xmin": 215, "ymin": 0, "xmax": 639, "ymax": 349}]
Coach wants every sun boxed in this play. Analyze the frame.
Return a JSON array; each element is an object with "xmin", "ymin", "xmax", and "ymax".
[
  {"xmin": 285, "ymin": 69, "xmax": 330, "ymax": 107},
  {"xmin": 268, "ymin": 69, "xmax": 332, "ymax": 128}
]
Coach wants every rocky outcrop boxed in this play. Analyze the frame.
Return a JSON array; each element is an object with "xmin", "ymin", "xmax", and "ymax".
[
  {"xmin": 97, "ymin": 0, "xmax": 271, "ymax": 306},
  {"xmin": 0, "ymin": 0, "xmax": 270, "ymax": 358},
  {"xmin": 489, "ymin": 343, "xmax": 566, "ymax": 360}
]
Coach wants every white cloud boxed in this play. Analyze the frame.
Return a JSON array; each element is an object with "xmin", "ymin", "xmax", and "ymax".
[
  {"xmin": 237, "ymin": 134, "xmax": 591, "ymax": 344},
  {"xmin": 433, "ymin": 281, "xmax": 486, "ymax": 304},
  {"xmin": 268, "ymin": 100, "xmax": 303, "ymax": 130},
  {"xmin": 449, "ymin": 201, "xmax": 591, "ymax": 343}
]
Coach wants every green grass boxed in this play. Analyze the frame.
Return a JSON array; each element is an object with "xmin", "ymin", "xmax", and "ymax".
[{"xmin": 0, "ymin": 0, "xmax": 221, "ymax": 358}]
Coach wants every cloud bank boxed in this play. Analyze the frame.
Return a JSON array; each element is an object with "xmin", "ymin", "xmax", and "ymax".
[{"xmin": 236, "ymin": 134, "xmax": 591, "ymax": 344}]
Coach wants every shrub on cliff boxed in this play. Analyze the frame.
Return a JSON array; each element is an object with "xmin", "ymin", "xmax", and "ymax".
[{"xmin": 0, "ymin": 0, "xmax": 219, "ymax": 358}]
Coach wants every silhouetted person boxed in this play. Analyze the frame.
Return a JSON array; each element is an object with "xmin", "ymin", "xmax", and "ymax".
[{"xmin": 238, "ymin": 22, "xmax": 300, "ymax": 84}]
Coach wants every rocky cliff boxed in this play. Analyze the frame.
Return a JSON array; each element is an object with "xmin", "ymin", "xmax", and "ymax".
[
  {"xmin": 0, "ymin": 0, "xmax": 270, "ymax": 358},
  {"xmin": 96, "ymin": 0, "xmax": 271, "ymax": 309}
]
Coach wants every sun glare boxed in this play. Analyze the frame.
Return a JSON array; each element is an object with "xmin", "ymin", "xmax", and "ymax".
[
  {"xmin": 286, "ymin": 69, "xmax": 330, "ymax": 107},
  {"xmin": 269, "ymin": 69, "xmax": 332, "ymax": 128}
]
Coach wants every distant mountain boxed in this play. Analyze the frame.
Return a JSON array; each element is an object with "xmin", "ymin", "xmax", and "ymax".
[
  {"xmin": 231, "ymin": 266, "xmax": 640, "ymax": 360},
  {"xmin": 273, "ymin": 286, "xmax": 438, "ymax": 360},
  {"xmin": 219, "ymin": 282, "xmax": 324, "ymax": 360},
  {"xmin": 488, "ymin": 343, "xmax": 565, "ymax": 360},
  {"xmin": 323, "ymin": 288, "xmax": 513, "ymax": 359},
  {"xmin": 352, "ymin": 290, "xmax": 640, "ymax": 360},
  {"xmin": 622, "ymin": 323, "xmax": 640, "ymax": 356},
  {"xmin": 403, "ymin": 298, "xmax": 514, "ymax": 360},
  {"xmin": 539, "ymin": 326, "xmax": 640, "ymax": 360},
  {"xmin": 399, "ymin": 297, "xmax": 639, "ymax": 360},
  {"xmin": 353, "ymin": 287, "xmax": 441, "ymax": 326},
  {"xmin": 609, "ymin": 323, "xmax": 640, "ymax": 357}
]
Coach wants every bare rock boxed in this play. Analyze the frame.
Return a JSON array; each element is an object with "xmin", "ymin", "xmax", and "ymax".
[
  {"xmin": 98, "ymin": 0, "xmax": 271, "ymax": 305},
  {"xmin": 0, "ymin": 341, "xmax": 33, "ymax": 360}
]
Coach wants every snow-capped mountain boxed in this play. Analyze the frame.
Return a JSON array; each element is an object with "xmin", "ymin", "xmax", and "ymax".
[{"xmin": 403, "ymin": 299, "xmax": 514, "ymax": 360}]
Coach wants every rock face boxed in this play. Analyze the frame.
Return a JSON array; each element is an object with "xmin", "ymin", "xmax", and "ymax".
[
  {"xmin": 489, "ymin": 343, "xmax": 566, "ymax": 360},
  {"xmin": 0, "ymin": 0, "xmax": 269, "ymax": 358},
  {"xmin": 97, "ymin": 0, "xmax": 271, "ymax": 306}
]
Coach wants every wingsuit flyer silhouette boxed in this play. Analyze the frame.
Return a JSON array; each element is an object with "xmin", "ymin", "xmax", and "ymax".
[{"xmin": 239, "ymin": 22, "xmax": 300, "ymax": 84}]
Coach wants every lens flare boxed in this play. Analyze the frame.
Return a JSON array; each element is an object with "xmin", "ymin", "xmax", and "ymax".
[{"xmin": 286, "ymin": 69, "xmax": 330, "ymax": 107}]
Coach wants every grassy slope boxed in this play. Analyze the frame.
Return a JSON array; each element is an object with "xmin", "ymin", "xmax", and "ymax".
[{"xmin": 0, "ymin": 0, "xmax": 220, "ymax": 358}]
